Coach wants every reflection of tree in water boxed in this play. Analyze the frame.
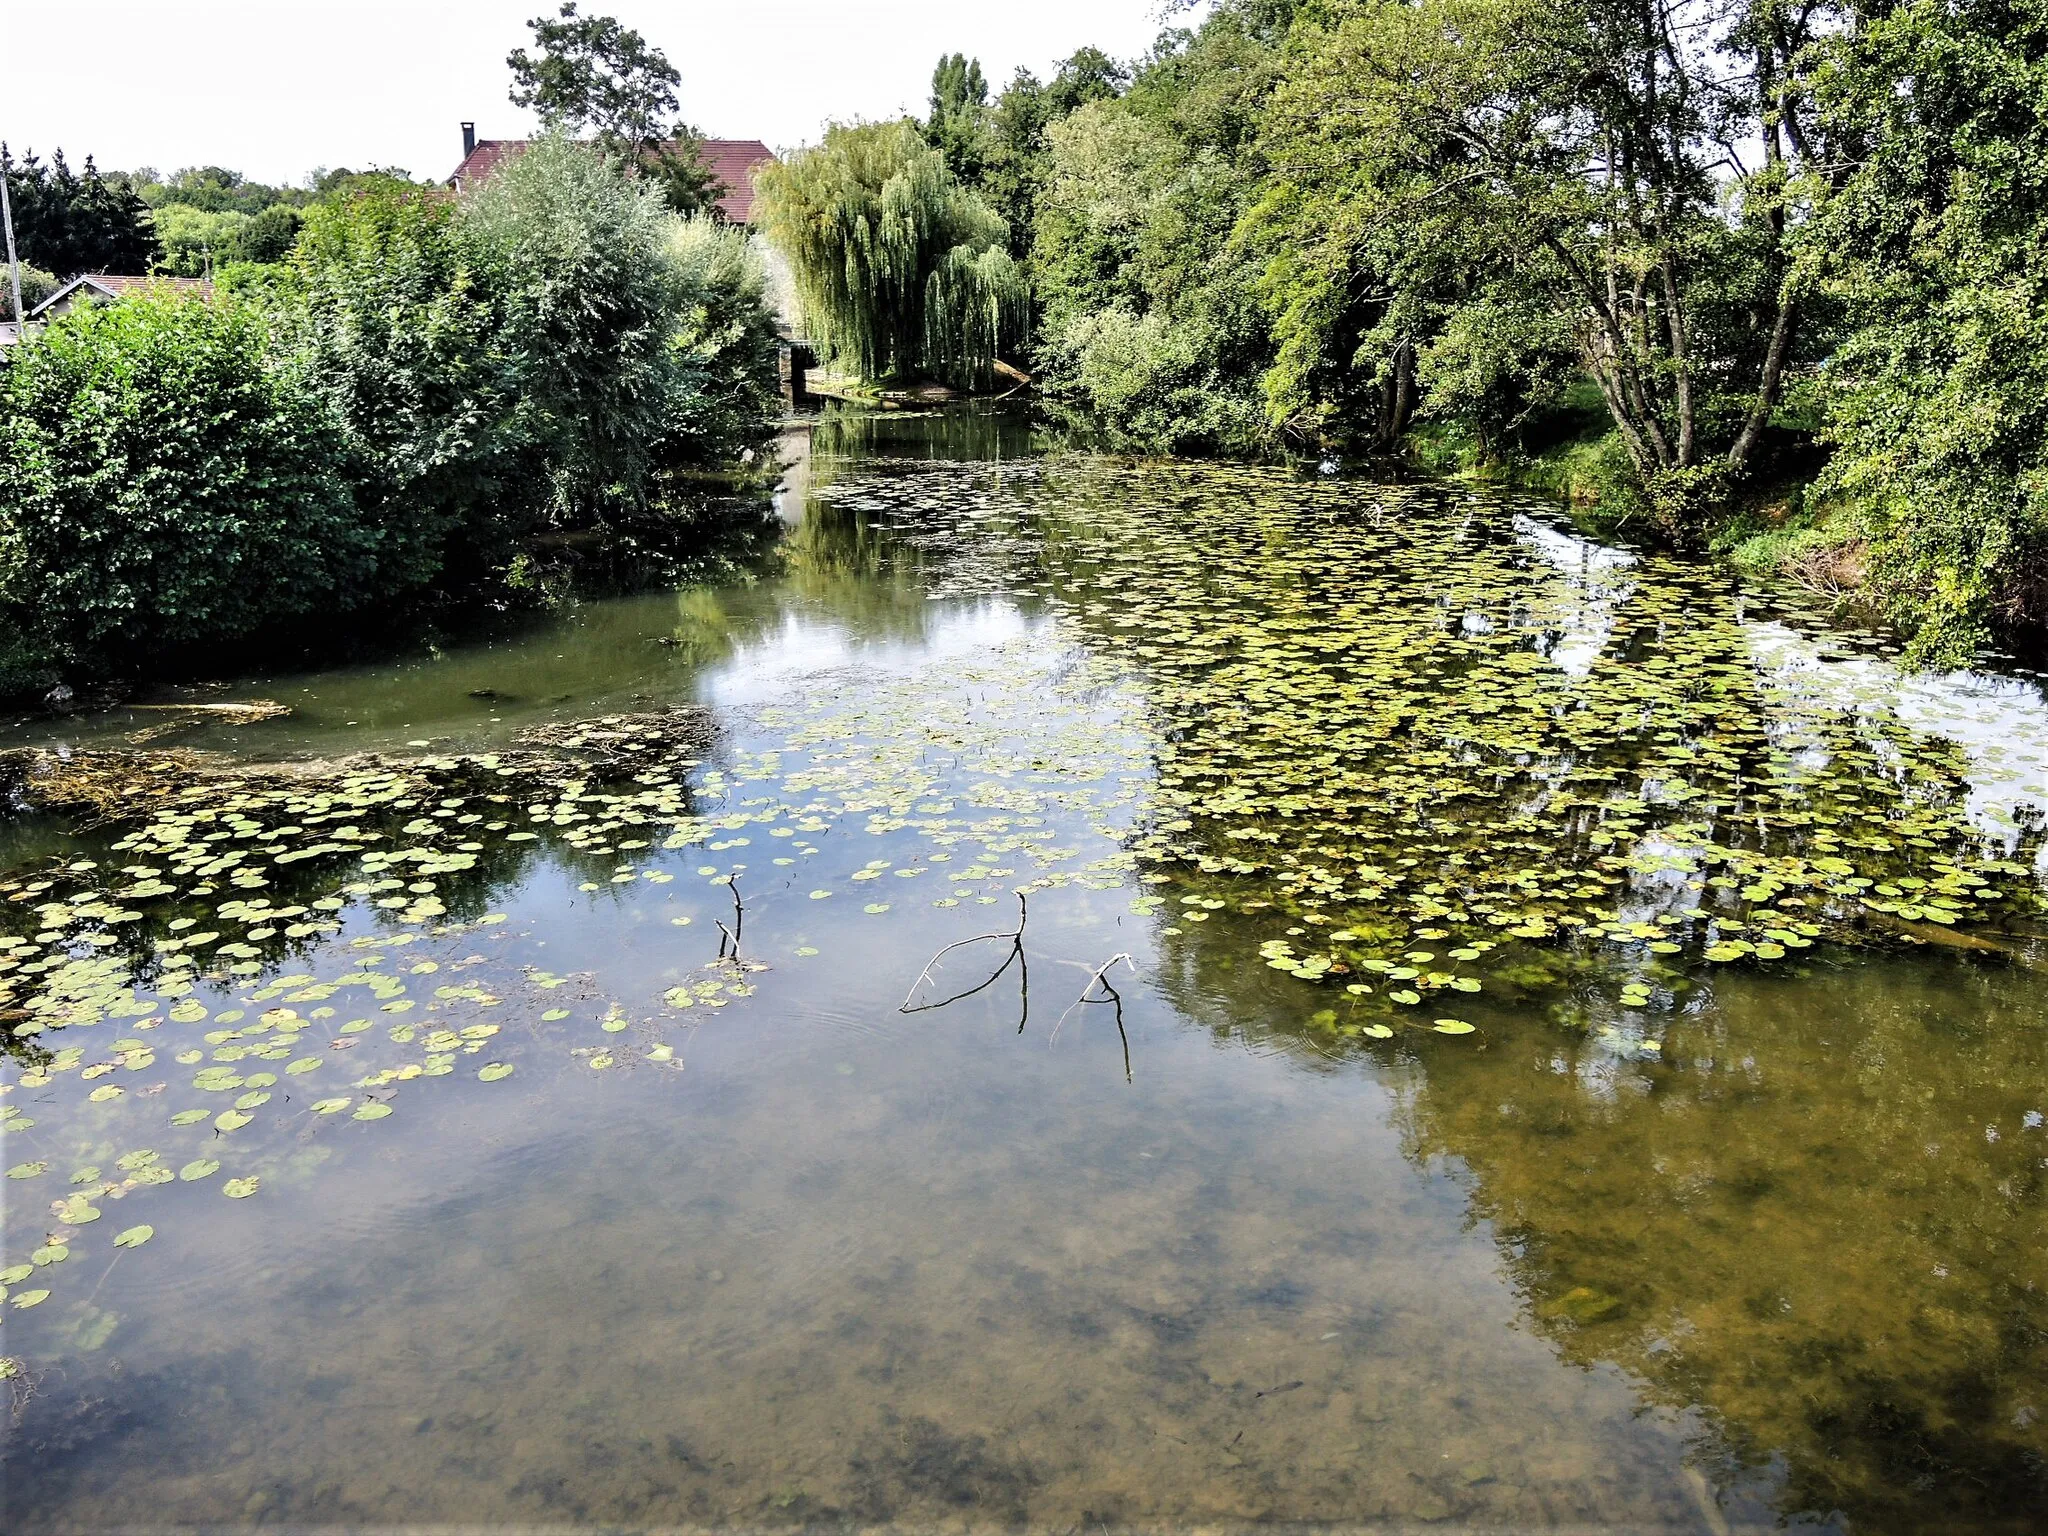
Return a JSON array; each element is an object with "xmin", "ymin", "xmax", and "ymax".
[
  {"xmin": 1013, "ymin": 459, "xmax": 2048, "ymax": 1526},
  {"xmin": 1143, "ymin": 896, "xmax": 2048, "ymax": 1527},
  {"xmin": 1392, "ymin": 964, "xmax": 2048, "ymax": 1528},
  {"xmin": 805, "ymin": 402, "xmax": 1045, "ymax": 471},
  {"xmin": 0, "ymin": 736, "xmax": 715, "ymax": 1037}
]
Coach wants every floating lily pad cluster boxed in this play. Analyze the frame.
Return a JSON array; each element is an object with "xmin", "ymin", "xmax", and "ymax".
[
  {"xmin": 0, "ymin": 649, "xmax": 1162, "ymax": 1317},
  {"xmin": 810, "ymin": 459, "xmax": 2048, "ymax": 1026}
]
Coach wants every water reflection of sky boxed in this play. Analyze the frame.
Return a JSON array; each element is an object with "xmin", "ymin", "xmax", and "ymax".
[
  {"xmin": 1510, "ymin": 511, "xmax": 1636, "ymax": 677},
  {"xmin": 1747, "ymin": 621, "xmax": 2048, "ymax": 850},
  {"xmin": 700, "ymin": 598, "xmax": 1041, "ymax": 708}
]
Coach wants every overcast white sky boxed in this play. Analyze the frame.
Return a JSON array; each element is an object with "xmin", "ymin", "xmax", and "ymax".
[{"xmin": 6, "ymin": 1, "xmax": 1195, "ymax": 186}]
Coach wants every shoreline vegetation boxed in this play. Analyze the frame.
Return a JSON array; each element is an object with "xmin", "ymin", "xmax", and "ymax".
[
  {"xmin": 6, "ymin": 0, "xmax": 2048, "ymax": 702},
  {"xmin": 755, "ymin": 0, "xmax": 2048, "ymax": 668}
]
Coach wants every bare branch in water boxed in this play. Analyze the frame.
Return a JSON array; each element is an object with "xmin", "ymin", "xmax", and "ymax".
[
  {"xmin": 900, "ymin": 891, "xmax": 1029, "ymax": 1020},
  {"xmin": 1049, "ymin": 952, "xmax": 1136, "ymax": 1082},
  {"xmin": 717, "ymin": 876, "xmax": 746, "ymax": 959}
]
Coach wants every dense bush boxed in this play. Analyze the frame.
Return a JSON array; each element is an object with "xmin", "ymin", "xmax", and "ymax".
[
  {"xmin": 0, "ymin": 292, "xmax": 368, "ymax": 687},
  {"xmin": 0, "ymin": 137, "xmax": 783, "ymax": 693},
  {"xmin": 1808, "ymin": 0, "xmax": 2048, "ymax": 663},
  {"xmin": 459, "ymin": 134, "xmax": 688, "ymax": 518},
  {"xmin": 657, "ymin": 217, "xmax": 785, "ymax": 465},
  {"xmin": 291, "ymin": 177, "xmax": 507, "ymax": 588}
]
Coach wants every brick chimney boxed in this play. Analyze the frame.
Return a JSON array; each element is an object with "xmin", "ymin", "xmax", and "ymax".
[{"xmin": 461, "ymin": 122, "xmax": 477, "ymax": 158}]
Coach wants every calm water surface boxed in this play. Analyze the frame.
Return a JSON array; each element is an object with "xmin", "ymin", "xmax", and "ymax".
[{"xmin": 2, "ymin": 410, "xmax": 2046, "ymax": 1533}]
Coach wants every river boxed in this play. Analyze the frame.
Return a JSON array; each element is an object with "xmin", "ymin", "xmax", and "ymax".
[{"xmin": 1, "ymin": 407, "xmax": 2045, "ymax": 1532}]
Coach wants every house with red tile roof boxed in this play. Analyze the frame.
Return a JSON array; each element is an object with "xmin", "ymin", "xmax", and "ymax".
[{"xmin": 448, "ymin": 123, "xmax": 775, "ymax": 225}]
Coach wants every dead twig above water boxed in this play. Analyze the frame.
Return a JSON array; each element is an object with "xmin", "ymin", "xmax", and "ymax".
[
  {"xmin": 1049, "ymin": 952, "xmax": 1136, "ymax": 1083},
  {"xmin": 900, "ymin": 891, "xmax": 1030, "ymax": 1031},
  {"xmin": 717, "ymin": 875, "xmax": 746, "ymax": 958}
]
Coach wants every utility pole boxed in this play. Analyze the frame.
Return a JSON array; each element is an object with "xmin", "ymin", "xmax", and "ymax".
[{"xmin": 0, "ymin": 155, "xmax": 22, "ymax": 334}]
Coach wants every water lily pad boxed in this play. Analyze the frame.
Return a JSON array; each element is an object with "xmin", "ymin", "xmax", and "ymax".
[
  {"xmin": 222, "ymin": 1177, "xmax": 260, "ymax": 1199},
  {"xmin": 113, "ymin": 1225, "xmax": 154, "ymax": 1248},
  {"xmin": 352, "ymin": 1103, "xmax": 392, "ymax": 1121},
  {"xmin": 478, "ymin": 1063, "xmax": 514, "ymax": 1082},
  {"xmin": 179, "ymin": 1158, "xmax": 221, "ymax": 1181}
]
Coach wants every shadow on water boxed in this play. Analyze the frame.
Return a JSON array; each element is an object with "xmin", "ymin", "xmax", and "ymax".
[{"xmin": 1, "ymin": 409, "xmax": 2046, "ymax": 1531}]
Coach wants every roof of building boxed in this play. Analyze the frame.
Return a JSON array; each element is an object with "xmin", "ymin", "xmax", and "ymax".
[
  {"xmin": 28, "ymin": 274, "xmax": 212, "ymax": 319},
  {"xmin": 449, "ymin": 137, "xmax": 776, "ymax": 224}
]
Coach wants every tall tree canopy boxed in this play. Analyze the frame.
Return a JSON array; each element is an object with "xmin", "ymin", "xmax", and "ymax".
[
  {"xmin": 755, "ymin": 120, "xmax": 1027, "ymax": 389},
  {"xmin": 0, "ymin": 148, "xmax": 157, "ymax": 286},
  {"xmin": 1250, "ymin": 0, "xmax": 1834, "ymax": 522},
  {"xmin": 506, "ymin": 4, "xmax": 723, "ymax": 215},
  {"xmin": 1804, "ymin": 0, "xmax": 2048, "ymax": 661}
]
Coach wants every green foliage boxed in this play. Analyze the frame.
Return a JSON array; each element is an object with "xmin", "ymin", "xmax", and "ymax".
[
  {"xmin": 150, "ymin": 204, "xmax": 245, "ymax": 276},
  {"xmin": 0, "ymin": 147, "xmax": 156, "ymax": 277},
  {"xmin": 151, "ymin": 198, "xmax": 304, "ymax": 275},
  {"xmin": 135, "ymin": 165, "xmax": 308, "ymax": 216},
  {"xmin": 506, "ymin": 3, "xmax": 722, "ymax": 216},
  {"xmin": 973, "ymin": 50, "xmax": 1133, "ymax": 254},
  {"xmin": 1030, "ymin": 13, "xmax": 1281, "ymax": 454},
  {"xmin": 1248, "ymin": 0, "xmax": 1825, "ymax": 506},
  {"xmin": 926, "ymin": 54, "xmax": 992, "ymax": 182},
  {"xmin": 510, "ymin": 2, "xmax": 679, "ymax": 146},
  {"xmin": 0, "ymin": 292, "xmax": 368, "ymax": 682},
  {"xmin": 460, "ymin": 134, "xmax": 689, "ymax": 517},
  {"xmin": 292, "ymin": 180, "xmax": 507, "ymax": 585},
  {"xmin": 655, "ymin": 217, "xmax": 784, "ymax": 465},
  {"xmin": 0, "ymin": 138, "xmax": 782, "ymax": 691},
  {"xmin": 1809, "ymin": 0, "xmax": 2048, "ymax": 663},
  {"xmin": 756, "ymin": 121, "xmax": 1026, "ymax": 389},
  {"xmin": 5, "ymin": 266, "xmax": 59, "ymax": 322}
]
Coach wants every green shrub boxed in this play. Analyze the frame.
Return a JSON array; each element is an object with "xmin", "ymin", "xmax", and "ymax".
[
  {"xmin": 0, "ymin": 292, "xmax": 369, "ymax": 678},
  {"xmin": 293, "ymin": 180, "xmax": 510, "ymax": 585},
  {"xmin": 459, "ymin": 133, "xmax": 687, "ymax": 520},
  {"xmin": 656, "ymin": 218, "xmax": 784, "ymax": 466}
]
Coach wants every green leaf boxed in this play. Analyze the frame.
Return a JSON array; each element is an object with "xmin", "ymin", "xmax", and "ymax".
[
  {"xmin": 113, "ymin": 1225, "xmax": 154, "ymax": 1249},
  {"xmin": 179, "ymin": 1158, "xmax": 221, "ymax": 1181},
  {"xmin": 478, "ymin": 1063, "xmax": 514, "ymax": 1082}
]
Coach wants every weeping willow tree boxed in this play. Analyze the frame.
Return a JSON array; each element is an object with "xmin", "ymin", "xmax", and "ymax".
[{"xmin": 755, "ymin": 120, "xmax": 1027, "ymax": 389}]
